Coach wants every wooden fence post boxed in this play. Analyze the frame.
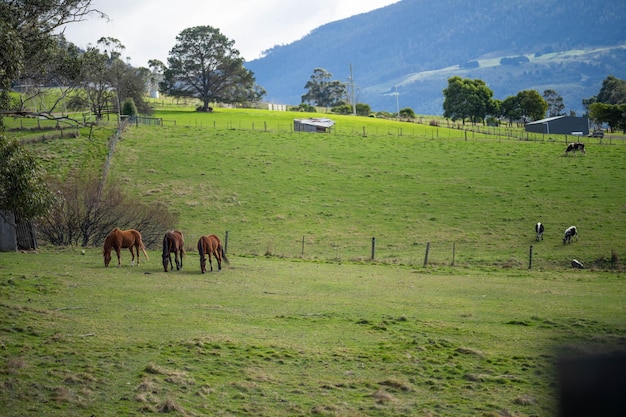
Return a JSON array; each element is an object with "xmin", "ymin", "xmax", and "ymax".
[
  {"xmin": 452, "ymin": 242, "xmax": 456, "ymax": 266},
  {"xmin": 301, "ymin": 236, "xmax": 305, "ymax": 257},
  {"xmin": 371, "ymin": 237, "xmax": 376, "ymax": 260},
  {"xmin": 224, "ymin": 230, "xmax": 229, "ymax": 254},
  {"xmin": 528, "ymin": 245, "xmax": 533, "ymax": 269},
  {"xmin": 423, "ymin": 242, "xmax": 430, "ymax": 267}
]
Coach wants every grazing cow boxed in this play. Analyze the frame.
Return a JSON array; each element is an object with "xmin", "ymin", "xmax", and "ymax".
[
  {"xmin": 563, "ymin": 226, "xmax": 578, "ymax": 244},
  {"xmin": 565, "ymin": 142, "xmax": 585, "ymax": 155},
  {"xmin": 535, "ymin": 222, "xmax": 544, "ymax": 241}
]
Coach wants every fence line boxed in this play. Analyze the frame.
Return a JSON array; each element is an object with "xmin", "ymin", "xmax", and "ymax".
[
  {"xmin": 201, "ymin": 232, "xmax": 577, "ymax": 270},
  {"xmin": 136, "ymin": 117, "xmax": 625, "ymax": 145}
]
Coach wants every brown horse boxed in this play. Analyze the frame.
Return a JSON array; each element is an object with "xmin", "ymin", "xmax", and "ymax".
[
  {"xmin": 197, "ymin": 234, "xmax": 229, "ymax": 273},
  {"xmin": 103, "ymin": 228, "xmax": 149, "ymax": 267},
  {"xmin": 162, "ymin": 230, "xmax": 185, "ymax": 272}
]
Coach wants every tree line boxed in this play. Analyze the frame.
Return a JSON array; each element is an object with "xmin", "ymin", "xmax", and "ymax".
[{"xmin": 441, "ymin": 75, "xmax": 626, "ymax": 129}]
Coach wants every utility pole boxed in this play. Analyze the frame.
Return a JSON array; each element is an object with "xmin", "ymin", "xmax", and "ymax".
[
  {"xmin": 349, "ymin": 63, "xmax": 356, "ymax": 116},
  {"xmin": 395, "ymin": 85, "xmax": 400, "ymax": 120}
]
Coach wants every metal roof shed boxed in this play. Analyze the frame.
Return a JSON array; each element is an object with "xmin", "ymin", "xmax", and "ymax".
[
  {"xmin": 525, "ymin": 116, "xmax": 589, "ymax": 136},
  {"xmin": 294, "ymin": 118, "xmax": 335, "ymax": 133}
]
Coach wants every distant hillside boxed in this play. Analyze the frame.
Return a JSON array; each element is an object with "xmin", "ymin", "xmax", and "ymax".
[{"xmin": 245, "ymin": 0, "xmax": 626, "ymax": 115}]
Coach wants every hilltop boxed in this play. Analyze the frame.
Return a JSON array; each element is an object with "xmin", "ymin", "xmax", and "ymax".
[{"xmin": 245, "ymin": 0, "xmax": 626, "ymax": 115}]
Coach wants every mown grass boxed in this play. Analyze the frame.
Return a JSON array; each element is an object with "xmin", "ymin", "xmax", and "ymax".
[{"xmin": 1, "ymin": 248, "xmax": 625, "ymax": 416}]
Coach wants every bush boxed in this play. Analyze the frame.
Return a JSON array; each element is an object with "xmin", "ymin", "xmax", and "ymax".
[
  {"xmin": 38, "ymin": 174, "xmax": 178, "ymax": 248},
  {"xmin": 290, "ymin": 103, "xmax": 316, "ymax": 112},
  {"xmin": 121, "ymin": 97, "xmax": 138, "ymax": 117},
  {"xmin": 399, "ymin": 107, "xmax": 416, "ymax": 119}
]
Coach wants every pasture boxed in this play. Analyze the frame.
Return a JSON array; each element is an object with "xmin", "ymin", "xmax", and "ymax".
[
  {"xmin": 2, "ymin": 107, "xmax": 625, "ymax": 415},
  {"xmin": 1, "ymin": 249, "xmax": 625, "ymax": 416},
  {"xmin": 111, "ymin": 108, "xmax": 625, "ymax": 269}
]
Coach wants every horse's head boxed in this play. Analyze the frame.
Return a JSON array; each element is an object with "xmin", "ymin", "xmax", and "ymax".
[
  {"xmin": 162, "ymin": 253, "xmax": 169, "ymax": 272},
  {"xmin": 103, "ymin": 247, "xmax": 111, "ymax": 267}
]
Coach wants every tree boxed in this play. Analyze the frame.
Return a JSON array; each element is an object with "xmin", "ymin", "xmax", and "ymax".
[
  {"xmin": 162, "ymin": 26, "xmax": 260, "ymax": 111},
  {"xmin": 0, "ymin": 0, "xmax": 103, "ymax": 127},
  {"xmin": 399, "ymin": 107, "xmax": 416, "ymax": 119},
  {"xmin": 588, "ymin": 102, "xmax": 626, "ymax": 132},
  {"xmin": 69, "ymin": 38, "xmax": 150, "ymax": 119},
  {"xmin": 70, "ymin": 45, "xmax": 116, "ymax": 119},
  {"xmin": 543, "ymin": 89, "xmax": 565, "ymax": 117},
  {"xmin": 0, "ymin": 136, "xmax": 54, "ymax": 221},
  {"xmin": 501, "ymin": 96, "xmax": 522, "ymax": 126},
  {"xmin": 442, "ymin": 76, "xmax": 493, "ymax": 125},
  {"xmin": 596, "ymin": 75, "xmax": 626, "ymax": 104},
  {"xmin": 517, "ymin": 90, "xmax": 548, "ymax": 122},
  {"xmin": 301, "ymin": 68, "xmax": 347, "ymax": 108}
]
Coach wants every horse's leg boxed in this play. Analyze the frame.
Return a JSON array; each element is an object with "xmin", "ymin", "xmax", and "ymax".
[
  {"xmin": 216, "ymin": 250, "xmax": 222, "ymax": 271},
  {"xmin": 208, "ymin": 249, "xmax": 213, "ymax": 271},
  {"xmin": 174, "ymin": 249, "xmax": 180, "ymax": 270},
  {"xmin": 115, "ymin": 247, "xmax": 122, "ymax": 267},
  {"xmin": 128, "ymin": 247, "xmax": 135, "ymax": 266}
]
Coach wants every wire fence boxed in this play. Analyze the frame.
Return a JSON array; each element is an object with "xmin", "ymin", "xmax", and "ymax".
[{"xmin": 138, "ymin": 115, "xmax": 626, "ymax": 146}]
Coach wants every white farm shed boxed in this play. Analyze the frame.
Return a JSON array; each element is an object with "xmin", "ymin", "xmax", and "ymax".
[{"xmin": 294, "ymin": 118, "xmax": 335, "ymax": 133}]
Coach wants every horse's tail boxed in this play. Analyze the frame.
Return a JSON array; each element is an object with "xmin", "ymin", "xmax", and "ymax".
[
  {"xmin": 197, "ymin": 237, "xmax": 205, "ymax": 263},
  {"xmin": 162, "ymin": 233, "xmax": 170, "ymax": 258},
  {"xmin": 141, "ymin": 241, "xmax": 149, "ymax": 260},
  {"xmin": 220, "ymin": 243, "xmax": 230, "ymax": 264}
]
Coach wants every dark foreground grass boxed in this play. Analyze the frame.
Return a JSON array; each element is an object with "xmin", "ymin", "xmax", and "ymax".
[{"xmin": 1, "ymin": 248, "xmax": 625, "ymax": 416}]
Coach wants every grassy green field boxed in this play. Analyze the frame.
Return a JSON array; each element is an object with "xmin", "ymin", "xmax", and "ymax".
[
  {"xmin": 1, "ymin": 249, "xmax": 625, "ymax": 416},
  {"xmin": 1, "ymin": 107, "xmax": 625, "ymax": 416},
  {"xmin": 111, "ymin": 108, "xmax": 625, "ymax": 269}
]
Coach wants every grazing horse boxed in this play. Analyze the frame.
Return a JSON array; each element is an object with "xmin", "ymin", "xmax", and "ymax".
[
  {"xmin": 103, "ymin": 228, "xmax": 149, "ymax": 267},
  {"xmin": 563, "ymin": 226, "xmax": 578, "ymax": 244},
  {"xmin": 565, "ymin": 142, "xmax": 585, "ymax": 155},
  {"xmin": 535, "ymin": 222, "xmax": 544, "ymax": 241},
  {"xmin": 197, "ymin": 234, "xmax": 229, "ymax": 273},
  {"xmin": 162, "ymin": 230, "xmax": 185, "ymax": 272}
]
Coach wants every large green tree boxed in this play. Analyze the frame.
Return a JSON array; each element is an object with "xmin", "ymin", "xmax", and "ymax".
[
  {"xmin": 588, "ymin": 102, "xmax": 626, "ymax": 132},
  {"xmin": 162, "ymin": 26, "xmax": 260, "ymax": 111},
  {"xmin": 596, "ymin": 75, "xmax": 626, "ymax": 105},
  {"xmin": 517, "ymin": 90, "xmax": 548, "ymax": 122},
  {"xmin": 301, "ymin": 68, "xmax": 347, "ymax": 108},
  {"xmin": 442, "ymin": 76, "xmax": 494, "ymax": 125}
]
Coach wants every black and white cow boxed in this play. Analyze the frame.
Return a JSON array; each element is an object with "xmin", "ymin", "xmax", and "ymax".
[
  {"xmin": 563, "ymin": 226, "xmax": 578, "ymax": 244},
  {"xmin": 535, "ymin": 222, "xmax": 544, "ymax": 241},
  {"xmin": 565, "ymin": 142, "xmax": 586, "ymax": 155}
]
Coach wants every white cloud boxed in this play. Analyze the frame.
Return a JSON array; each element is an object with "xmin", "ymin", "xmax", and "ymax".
[{"xmin": 59, "ymin": 0, "xmax": 399, "ymax": 67}]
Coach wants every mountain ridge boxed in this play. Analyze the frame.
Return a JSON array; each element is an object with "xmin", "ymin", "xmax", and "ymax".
[{"xmin": 245, "ymin": 0, "xmax": 626, "ymax": 115}]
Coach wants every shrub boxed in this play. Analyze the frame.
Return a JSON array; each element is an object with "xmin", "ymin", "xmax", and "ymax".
[
  {"xmin": 399, "ymin": 107, "xmax": 416, "ymax": 119},
  {"xmin": 121, "ymin": 97, "xmax": 138, "ymax": 117},
  {"xmin": 38, "ymin": 173, "xmax": 178, "ymax": 248}
]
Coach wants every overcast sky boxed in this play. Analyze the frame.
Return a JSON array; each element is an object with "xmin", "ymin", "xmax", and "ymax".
[{"xmin": 59, "ymin": 0, "xmax": 399, "ymax": 67}]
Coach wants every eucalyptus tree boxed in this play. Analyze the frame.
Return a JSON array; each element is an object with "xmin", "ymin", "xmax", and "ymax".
[
  {"xmin": 162, "ymin": 25, "xmax": 260, "ymax": 111},
  {"xmin": 543, "ymin": 89, "xmax": 565, "ymax": 117},
  {"xmin": 301, "ymin": 68, "xmax": 347, "ymax": 108}
]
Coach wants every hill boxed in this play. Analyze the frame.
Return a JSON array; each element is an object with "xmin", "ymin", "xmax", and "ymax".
[{"xmin": 245, "ymin": 0, "xmax": 626, "ymax": 115}]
